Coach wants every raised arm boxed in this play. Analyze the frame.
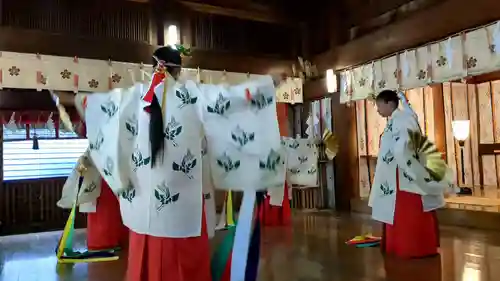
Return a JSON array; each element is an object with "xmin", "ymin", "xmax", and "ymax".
[{"xmin": 196, "ymin": 75, "xmax": 285, "ymax": 192}]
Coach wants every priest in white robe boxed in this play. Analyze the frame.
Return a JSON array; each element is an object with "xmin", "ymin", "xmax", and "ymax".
[
  {"xmin": 54, "ymin": 46, "xmax": 284, "ymax": 281},
  {"xmin": 369, "ymin": 89, "xmax": 451, "ymax": 259}
]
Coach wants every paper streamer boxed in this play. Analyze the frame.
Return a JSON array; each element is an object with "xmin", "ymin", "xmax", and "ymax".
[
  {"xmin": 226, "ymin": 191, "xmax": 235, "ymax": 226},
  {"xmin": 56, "ymin": 173, "xmax": 119, "ymax": 263},
  {"xmin": 244, "ymin": 192, "xmax": 264, "ymax": 281},
  {"xmin": 211, "ymin": 225, "xmax": 237, "ymax": 281},
  {"xmin": 230, "ymin": 191, "xmax": 256, "ymax": 281},
  {"xmin": 215, "ymin": 201, "xmax": 228, "ymax": 230}
]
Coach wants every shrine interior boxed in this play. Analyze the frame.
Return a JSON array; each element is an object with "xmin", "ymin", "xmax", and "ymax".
[{"xmin": 2, "ymin": 0, "xmax": 500, "ymax": 280}]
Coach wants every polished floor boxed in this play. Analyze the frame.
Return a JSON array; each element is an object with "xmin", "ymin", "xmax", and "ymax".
[{"xmin": 1, "ymin": 212, "xmax": 499, "ymax": 281}]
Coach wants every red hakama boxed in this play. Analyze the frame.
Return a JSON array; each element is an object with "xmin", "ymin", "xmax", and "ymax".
[
  {"xmin": 382, "ymin": 169, "xmax": 440, "ymax": 258},
  {"xmin": 261, "ymin": 183, "xmax": 292, "ymax": 226},
  {"xmin": 86, "ymin": 179, "xmax": 129, "ymax": 250},
  {"xmin": 126, "ymin": 202, "xmax": 211, "ymax": 281}
]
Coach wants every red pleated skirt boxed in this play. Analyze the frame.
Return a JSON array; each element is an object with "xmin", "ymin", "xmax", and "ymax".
[
  {"xmin": 126, "ymin": 202, "xmax": 212, "ymax": 281},
  {"xmin": 261, "ymin": 183, "xmax": 292, "ymax": 227},
  {"xmin": 382, "ymin": 169, "xmax": 440, "ymax": 258},
  {"xmin": 86, "ymin": 179, "xmax": 129, "ymax": 250}
]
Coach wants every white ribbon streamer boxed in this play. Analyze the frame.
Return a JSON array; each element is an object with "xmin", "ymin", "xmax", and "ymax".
[
  {"xmin": 230, "ymin": 191, "xmax": 257, "ymax": 281},
  {"xmin": 215, "ymin": 201, "xmax": 227, "ymax": 230},
  {"xmin": 445, "ymin": 37, "xmax": 454, "ymax": 69},
  {"xmin": 402, "ymin": 51, "xmax": 410, "ymax": 78}
]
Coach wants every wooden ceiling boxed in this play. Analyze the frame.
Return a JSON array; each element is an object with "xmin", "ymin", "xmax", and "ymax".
[
  {"xmin": 132, "ymin": 0, "xmax": 343, "ymax": 24},
  {"xmin": 128, "ymin": 0, "xmax": 297, "ymax": 24},
  {"xmin": 4, "ymin": 0, "xmax": 487, "ymax": 71},
  {"xmin": 149, "ymin": 0, "xmax": 445, "ymax": 57}
]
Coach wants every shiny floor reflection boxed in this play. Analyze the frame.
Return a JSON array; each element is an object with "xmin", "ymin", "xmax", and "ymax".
[{"xmin": 1, "ymin": 212, "xmax": 500, "ymax": 281}]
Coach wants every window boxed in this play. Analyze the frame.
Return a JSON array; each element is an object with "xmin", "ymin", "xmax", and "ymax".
[{"xmin": 3, "ymin": 126, "xmax": 88, "ymax": 181}]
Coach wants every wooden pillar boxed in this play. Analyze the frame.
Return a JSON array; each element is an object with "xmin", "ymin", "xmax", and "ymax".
[
  {"xmin": 332, "ymin": 97, "xmax": 359, "ymax": 210},
  {"xmin": 431, "ymin": 84, "xmax": 447, "ymax": 157},
  {"xmin": 276, "ymin": 103, "xmax": 289, "ymax": 136}
]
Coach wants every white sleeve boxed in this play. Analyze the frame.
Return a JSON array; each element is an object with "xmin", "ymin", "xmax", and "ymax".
[
  {"xmin": 393, "ymin": 113, "xmax": 448, "ymax": 196},
  {"xmin": 83, "ymin": 84, "xmax": 142, "ymax": 194},
  {"xmin": 198, "ymin": 76, "xmax": 285, "ymax": 192}
]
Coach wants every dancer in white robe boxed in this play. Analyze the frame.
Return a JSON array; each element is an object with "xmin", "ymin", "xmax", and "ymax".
[
  {"xmin": 54, "ymin": 46, "xmax": 284, "ymax": 281},
  {"xmin": 369, "ymin": 90, "xmax": 451, "ymax": 258}
]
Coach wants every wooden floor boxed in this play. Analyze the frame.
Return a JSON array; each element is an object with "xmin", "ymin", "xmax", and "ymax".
[{"xmin": 1, "ymin": 212, "xmax": 500, "ymax": 281}]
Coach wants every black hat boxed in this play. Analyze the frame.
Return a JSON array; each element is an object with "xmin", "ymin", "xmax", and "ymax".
[{"xmin": 152, "ymin": 46, "xmax": 182, "ymax": 67}]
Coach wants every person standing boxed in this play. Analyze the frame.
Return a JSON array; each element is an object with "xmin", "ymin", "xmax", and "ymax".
[
  {"xmin": 55, "ymin": 45, "xmax": 284, "ymax": 281},
  {"xmin": 369, "ymin": 89, "xmax": 450, "ymax": 259}
]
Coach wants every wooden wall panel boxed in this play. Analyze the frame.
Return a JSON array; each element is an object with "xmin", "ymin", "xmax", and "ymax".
[
  {"xmin": 365, "ymin": 101, "xmax": 386, "ymax": 156},
  {"xmin": 492, "ymin": 81, "xmax": 500, "ymax": 191},
  {"xmin": 0, "ymin": 178, "xmax": 85, "ymax": 235},
  {"xmin": 0, "ymin": 2, "xmax": 298, "ymax": 63},
  {"xmin": 476, "ymin": 82, "xmax": 498, "ymax": 197},
  {"xmin": 356, "ymin": 101, "xmax": 370, "ymax": 198},
  {"xmin": 468, "ymin": 84, "xmax": 481, "ymax": 188},
  {"xmin": 1, "ymin": 0, "xmax": 151, "ymax": 43},
  {"xmin": 191, "ymin": 12, "xmax": 297, "ymax": 57},
  {"xmin": 443, "ymin": 83, "xmax": 458, "ymax": 183},
  {"xmin": 424, "ymin": 86, "xmax": 436, "ymax": 141},
  {"xmin": 406, "ymin": 88, "xmax": 425, "ymax": 132},
  {"xmin": 450, "ymin": 83, "xmax": 473, "ymax": 186},
  {"xmin": 438, "ymin": 81, "xmax": 500, "ymax": 199}
]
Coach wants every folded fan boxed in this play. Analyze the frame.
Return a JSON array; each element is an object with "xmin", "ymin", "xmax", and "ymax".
[
  {"xmin": 322, "ymin": 129, "xmax": 339, "ymax": 160},
  {"xmin": 407, "ymin": 129, "xmax": 447, "ymax": 182}
]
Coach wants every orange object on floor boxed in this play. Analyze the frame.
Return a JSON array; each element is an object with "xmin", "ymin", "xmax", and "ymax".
[
  {"xmin": 382, "ymin": 169, "xmax": 440, "ymax": 259},
  {"xmin": 87, "ymin": 179, "xmax": 128, "ymax": 251},
  {"xmin": 126, "ymin": 202, "xmax": 212, "ymax": 281},
  {"xmin": 261, "ymin": 183, "xmax": 292, "ymax": 226}
]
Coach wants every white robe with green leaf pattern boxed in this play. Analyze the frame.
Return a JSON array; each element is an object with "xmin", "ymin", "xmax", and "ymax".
[
  {"xmin": 368, "ymin": 109, "xmax": 450, "ymax": 225},
  {"xmin": 75, "ymin": 75, "xmax": 283, "ymax": 238},
  {"xmin": 57, "ymin": 149, "xmax": 102, "ymax": 213}
]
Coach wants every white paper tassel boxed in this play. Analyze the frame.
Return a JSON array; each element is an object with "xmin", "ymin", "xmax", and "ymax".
[
  {"xmin": 304, "ymin": 114, "xmax": 314, "ymax": 139},
  {"xmin": 215, "ymin": 201, "xmax": 227, "ymax": 230},
  {"xmin": 445, "ymin": 37, "xmax": 454, "ymax": 69},
  {"xmin": 6, "ymin": 112, "xmax": 18, "ymax": 132},
  {"xmin": 196, "ymin": 67, "xmax": 201, "ymax": 83},
  {"xmin": 46, "ymin": 112, "xmax": 55, "ymax": 132},
  {"xmin": 221, "ymin": 70, "xmax": 227, "ymax": 84},
  {"xmin": 493, "ymin": 21, "xmax": 500, "ymax": 54},
  {"xmin": 231, "ymin": 192, "xmax": 256, "ymax": 281},
  {"xmin": 127, "ymin": 68, "xmax": 136, "ymax": 85},
  {"xmin": 402, "ymin": 51, "xmax": 410, "ymax": 78},
  {"xmin": 141, "ymin": 69, "xmax": 152, "ymax": 80}
]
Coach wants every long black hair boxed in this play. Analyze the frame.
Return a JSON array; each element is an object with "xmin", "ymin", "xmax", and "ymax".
[{"xmin": 149, "ymin": 46, "xmax": 182, "ymax": 167}]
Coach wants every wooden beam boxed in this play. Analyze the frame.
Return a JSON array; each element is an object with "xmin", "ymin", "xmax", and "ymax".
[
  {"xmin": 129, "ymin": 0, "xmax": 291, "ymax": 24},
  {"xmin": 314, "ymin": 0, "xmax": 500, "ymax": 72},
  {"xmin": 0, "ymin": 26, "xmax": 293, "ymax": 75},
  {"xmin": 178, "ymin": 1, "xmax": 290, "ymax": 25}
]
